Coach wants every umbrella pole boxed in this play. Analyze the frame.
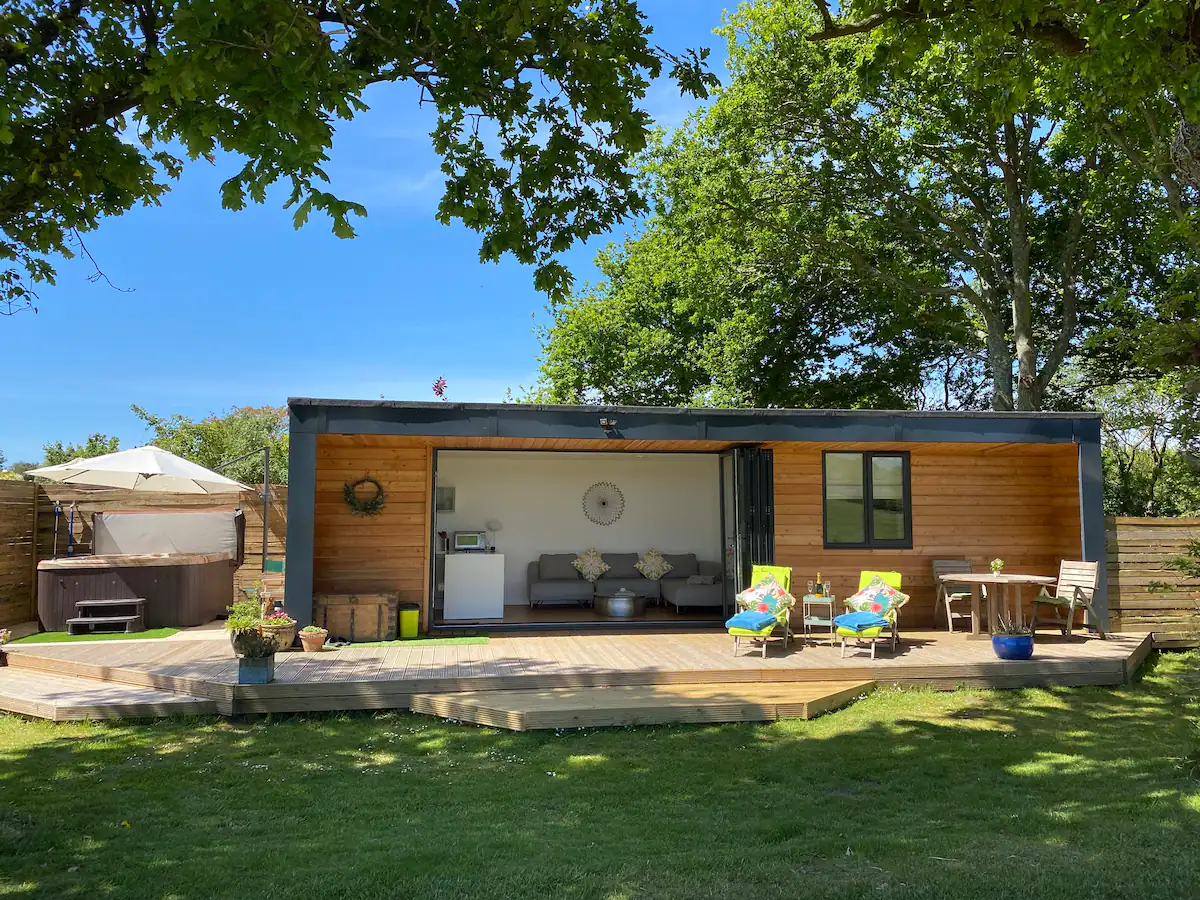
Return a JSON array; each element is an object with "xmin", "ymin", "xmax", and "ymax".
[
  {"xmin": 261, "ymin": 446, "xmax": 269, "ymax": 574},
  {"xmin": 67, "ymin": 502, "xmax": 75, "ymax": 556},
  {"xmin": 53, "ymin": 502, "xmax": 61, "ymax": 559}
]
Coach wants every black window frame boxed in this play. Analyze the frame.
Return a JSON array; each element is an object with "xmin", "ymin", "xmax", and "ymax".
[{"xmin": 821, "ymin": 450, "xmax": 913, "ymax": 550}]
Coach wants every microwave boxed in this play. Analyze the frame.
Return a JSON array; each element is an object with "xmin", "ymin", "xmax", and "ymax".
[{"xmin": 453, "ymin": 531, "xmax": 488, "ymax": 552}]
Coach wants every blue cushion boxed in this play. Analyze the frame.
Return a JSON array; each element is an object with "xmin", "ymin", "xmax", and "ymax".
[
  {"xmin": 726, "ymin": 610, "xmax": 777, "ymax": 631},
  {"xmin": 834, "ymin": 611, "xmax": 890, "ymax": 633}
]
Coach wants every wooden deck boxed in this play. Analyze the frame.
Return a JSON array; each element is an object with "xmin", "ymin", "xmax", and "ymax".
[
  {"xmin": 0, "ymin": 629, "xmax": 1151, "ymax": 725},
  {"xmin": 410, "ymin": 681, "xmax": 875, "ymax": 730}
]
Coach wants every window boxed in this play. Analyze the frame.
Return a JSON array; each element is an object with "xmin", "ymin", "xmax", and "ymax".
[{"xmin": 822, "ymin": 451, "xmax": 911, "ymax": 549}]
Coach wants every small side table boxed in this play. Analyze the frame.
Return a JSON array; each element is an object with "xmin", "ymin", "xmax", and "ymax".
[{"xmin": 803, "ymin": 594, "xmax": 836, "ymax": 646}]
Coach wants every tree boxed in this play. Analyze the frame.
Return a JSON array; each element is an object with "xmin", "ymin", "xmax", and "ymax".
[
  {"xmin": 537, "ymin": 191, "xmax": 979, "ymax": 408},
  {"xmin": 133, "ymin": 405, "xmax": 288, "ymax": 485},
  {"xmin": 1, "ymin": 1, "xmax": 717, "ymax": 315},
  {"xmin": 1095, "ymin": 378, "xmax": 1200, "ymax": 517},
  {"xmin": 806, "ymin": 2, "xmax": 1200, "ymax": 380},
  {"xmin": 42, "ymin": 433, "xmax": 120, "ymax": 465},
  {"xmin": 670, "ymin": 2, "xmax": 1181, "ymax": 410}
]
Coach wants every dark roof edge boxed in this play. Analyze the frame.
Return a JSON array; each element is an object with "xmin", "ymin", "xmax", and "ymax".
[{"xmin": 287, "ymin": 397, "xmax": 1100, "ymax": 420}]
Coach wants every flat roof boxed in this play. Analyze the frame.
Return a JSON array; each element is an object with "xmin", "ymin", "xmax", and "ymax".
[{"xmin": 288, "ymin": 398, "xmax": 1099, "ymax": 445}]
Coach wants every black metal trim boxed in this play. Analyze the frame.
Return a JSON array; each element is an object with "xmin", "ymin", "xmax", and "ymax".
[{"xmin": 821, "ymin": 450, "xmax": 913, "ymax": 550}]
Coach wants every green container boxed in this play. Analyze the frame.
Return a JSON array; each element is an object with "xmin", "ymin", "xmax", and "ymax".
[{"xmin": 399, "ymin": 603, "xmax": 420, "ymax": 639}]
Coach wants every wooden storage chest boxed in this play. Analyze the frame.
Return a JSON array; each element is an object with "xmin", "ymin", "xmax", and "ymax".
[{"xmin": 313, "ymin": 593, "xmax": 399, "ymax": 642}]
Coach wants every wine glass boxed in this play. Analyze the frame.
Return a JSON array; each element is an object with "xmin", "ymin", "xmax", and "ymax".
[{"xmin": 807, "ymin": 580, "xmax": 815, "ymax": 596}]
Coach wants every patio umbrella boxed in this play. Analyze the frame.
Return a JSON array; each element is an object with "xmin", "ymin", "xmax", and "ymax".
[{"xmin": 28, "ymin": 446, "xmax": 249, "ymax": 494}]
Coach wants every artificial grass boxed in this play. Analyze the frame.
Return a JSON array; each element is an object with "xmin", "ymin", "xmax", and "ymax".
[
  {"xmin": 341, "ymin": 636, "xmax": 488, "ymax": 647},
  {"xmin": 8, "ymin": 627, "xmax": 179, "ymax": 644},
  {"xmin": 0, "ymin": 652, "xmax": 1197, "ymax": 900}
]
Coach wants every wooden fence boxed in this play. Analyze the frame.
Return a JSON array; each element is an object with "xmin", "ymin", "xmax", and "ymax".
[
  {"xmin": 1107, "ymin": 517, "xmax": 1200, "ymax": 640},
  {"xmin": 0, "ymin": 482, "xmax": 37, "ymax": 628}
]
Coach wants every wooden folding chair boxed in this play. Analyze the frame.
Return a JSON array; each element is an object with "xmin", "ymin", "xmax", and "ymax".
[{"xmin": 1030, "ymin": 560, "xmax": 1105, "ymax": 637}]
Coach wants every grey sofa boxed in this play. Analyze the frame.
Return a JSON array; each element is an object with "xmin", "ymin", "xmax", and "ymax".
[{"xmin": 526, "ymin": 551, "xmax": 723, "ymax": 610}]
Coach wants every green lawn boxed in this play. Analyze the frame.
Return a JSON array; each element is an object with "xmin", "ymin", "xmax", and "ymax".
[
  {"xmin": 8, "ymin": 628, "xmax": 179, "ymax": 644},
  {"xmin": 0, "ymin": 653, "xmax": 1197, "ymax": 900}
]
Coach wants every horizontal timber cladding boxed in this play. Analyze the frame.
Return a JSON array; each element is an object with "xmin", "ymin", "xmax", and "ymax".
[
  {"xmin": 773, "ymin": 442, "xmax": 1083, "ymax": 627},
  {"xmin": 312, "ymin": 435, "xmax": 433, "ymax": 628},
  {"xmin": 0, "ymin": 481, "xmax": 37, "ymax": 628},
  {"xmin": 1106, "ymin": 517, "xmax": 1200, "ymax": 634}
]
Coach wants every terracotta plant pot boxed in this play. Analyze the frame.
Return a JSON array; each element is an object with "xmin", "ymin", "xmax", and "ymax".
[
  {"xmin": 259, "ymin": 621, "xmax": 297, "ymax": 652},
  {"xmin": 299, "ymin": 630, "xmax": 328, "ymax": 653}
]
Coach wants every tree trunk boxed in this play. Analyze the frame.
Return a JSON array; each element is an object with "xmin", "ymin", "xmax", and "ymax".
[
  {"xmin": 985, "ymin": 320, "xmax": 1014, "ymax": 411},
  {"xmin": 1002, "ymin": 120, "xmax": 1038, "ymax": 411}
]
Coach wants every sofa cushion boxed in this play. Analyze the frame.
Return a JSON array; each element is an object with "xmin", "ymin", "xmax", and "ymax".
[
  {"xmin": 530, "ymin": 580, "xmax": 595, "ymax": 605},
  {"xmin": 539, "ymin": 553, "xmax": 581, "ymax": 581},
  {"xmin": 572, "ymin": 548, "xmax": 610, "ymax": 583},
  {"xmin": 635, "ymin": 549, "xmax": 673, "ymax": 580},
  {"xmin": 602, "ymin": 552, "xmax": 641, "ymax": 579},
  {"xmin": 663, "ymin": 579, "xmax": 724, "ymax": 608},
  {"xmin": 662, "ymin": 554, "xmax": 698, "ymax": 579}
]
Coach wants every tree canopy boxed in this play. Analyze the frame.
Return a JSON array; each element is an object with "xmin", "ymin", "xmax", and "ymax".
[
  {"xmin": 0, "ymin": 0, "xmax": 716, "ymax": 314},
  {"xmin": 133, "ymin": 404, "xmax": 288, "ymax": 485},
  {"xmin": 42, "ymin": 432, "xmax": 120, "ymax": 465},
  {"xmin": 539, "ymin": 0, "xmax": 1187, "ymax": 410}
]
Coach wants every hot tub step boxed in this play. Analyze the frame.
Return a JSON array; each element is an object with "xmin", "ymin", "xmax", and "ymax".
[
  {"xmin": 65, "ymin": 614, "xmax": 144, "ymax": 635},
  {"xmin": 74, "ymin": 598, "xmax": 145, "ymax": 609}
]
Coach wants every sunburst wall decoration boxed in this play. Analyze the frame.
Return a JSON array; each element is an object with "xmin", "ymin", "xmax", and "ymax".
[{"xmin": 582, "ymin": 481, "xmax": 625, "ymax": 526}]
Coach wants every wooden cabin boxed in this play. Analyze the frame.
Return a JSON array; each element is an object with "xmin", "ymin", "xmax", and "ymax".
[{"xmin": 284, "ymin": 401, "xmax": 1105, "ymax": 635}]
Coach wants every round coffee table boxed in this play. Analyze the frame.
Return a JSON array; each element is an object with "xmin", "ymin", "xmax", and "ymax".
[{"xmin": 593, "ymin": 592, "xmax": 647, "ymax": 618}]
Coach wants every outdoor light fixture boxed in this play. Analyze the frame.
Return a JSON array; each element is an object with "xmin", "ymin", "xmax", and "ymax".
[{"xmin": 599, "ymin": 417, "xmax": 618, "ymax": 435}]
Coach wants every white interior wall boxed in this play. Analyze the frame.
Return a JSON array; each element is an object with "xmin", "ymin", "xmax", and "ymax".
[{"xmin": 435, "ymin": 451, "xmax": 723, "ymax": 606}]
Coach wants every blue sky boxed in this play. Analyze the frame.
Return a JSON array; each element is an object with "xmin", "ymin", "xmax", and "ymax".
[{"xmin": 0, "ymin": 1, "xmax": 734, "ymax": 464}]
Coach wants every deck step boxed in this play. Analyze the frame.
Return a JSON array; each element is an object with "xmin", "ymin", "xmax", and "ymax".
[
  {"xmin": 74, "ymin": 598, "xmax": 145, "ymax": 609},
  {"xmin": 0, "ymin": 668, "xmax": 219, "ymax": 721},
  {"xmin": 410, "ymin": 680, "xmax": 875, "ymax": 731},
  {"xmin": 65, "ymin": 614, "xmax": 143, "ymax": 635}
]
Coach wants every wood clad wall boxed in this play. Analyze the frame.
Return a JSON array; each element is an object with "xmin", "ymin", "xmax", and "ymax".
[
  {"xmin": 774, "ymin": 442, "xmax": 1083, "ymax": 626},
  {"xmin": 34, "ymin": 485, "xmax": 288, "ymax": 603},
  {"xmin": 313, "ymin": 435, "xmax": 432, "ymax": 626},
  {"xmin": 1107, "ymin": 517, "xmax": 1200, "ymax": 634},
  {"xmin": 0, "ymin": 481, "xmax": 37, "ymax": 627}
]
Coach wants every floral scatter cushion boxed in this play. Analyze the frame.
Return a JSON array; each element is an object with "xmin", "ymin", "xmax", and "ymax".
[
  {"xmin": 634, "ymin": 548, "xmax": 673, "ymax": 580},
  {"xmin": 845, "ymin": 576, "xmax": 910, "ymax": 616},
  {"xmin": 735, "ymin": 574, "xmax": 796, "ymax": 617},
  {"xmin": 572, "ymin": 548, "xmax": 610, "ymax": 583}
]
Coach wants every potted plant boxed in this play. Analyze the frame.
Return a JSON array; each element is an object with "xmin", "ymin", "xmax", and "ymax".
[
  {"xmin": 299, "ymin": 624, "xmax": 328, "ymax": 653},
  {"xmin": 990, "ymin": 558, "xmax": 1005, "ymax": 574},
  {"xmin": 225, "ymin": 599, "xmax": 276, "ymax": 684},
  {"xmin": 259, "ymin": 608, "xmax": 297, "ymax": 652},
  {"xmin": 992, "ymin": 614, "xmax": 1034, "ymax": 660}
]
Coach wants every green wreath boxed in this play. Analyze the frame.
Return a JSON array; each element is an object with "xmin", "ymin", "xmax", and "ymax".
[{"xmin": 343, "ymin": 476, "xmax": 387, "ymax": 516}]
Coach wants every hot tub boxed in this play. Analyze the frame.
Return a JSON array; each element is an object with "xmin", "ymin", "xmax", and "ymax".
[{"xmin": 37, "ymin": 552, "xmax": 237, "ymax": 631}]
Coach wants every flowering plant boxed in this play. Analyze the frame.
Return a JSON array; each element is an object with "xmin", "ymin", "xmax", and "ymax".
[
  {"xmin": 301, "ymin": 625, "xmax": 327, "ymax": 634},
  {"xmin": 261, "ymin": 609, "xmax": 296, "ymax": 626},
  {"xmin": 990, "ymin": 558, "xmax": 1005, "ymax": 573},
  {"xmin": 0, "ymin": 628, "xmax": 11, "ymax": 645}
]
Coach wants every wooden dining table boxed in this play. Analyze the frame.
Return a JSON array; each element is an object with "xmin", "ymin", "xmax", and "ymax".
[{"xmin": 937, "ymin": 572, "xmax": 1058, "ymax": 637}]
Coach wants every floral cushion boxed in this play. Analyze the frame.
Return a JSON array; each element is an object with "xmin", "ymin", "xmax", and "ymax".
[
  {"xmin": 735, "ymin": 574, "xmax": 795, "ymax": 617},
  {"xmin": 845, "ymin": 576, "xmax": 910, "ymax": 617},
  {"xmin": 572, "ymin": 548, "xmax": 610, "ymax": 583},
  {"xmin": 634, "ymin": 549, "xmax": 673, "ymax": 580}
]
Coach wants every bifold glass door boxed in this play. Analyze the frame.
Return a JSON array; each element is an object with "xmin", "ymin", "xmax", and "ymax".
[{"xmin": 719, "ymin": 447, "xmax": 775, "ymax": 611}]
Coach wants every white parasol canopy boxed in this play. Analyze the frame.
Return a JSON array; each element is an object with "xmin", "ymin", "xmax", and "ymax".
[{"xmin": 28, "ymin": 445, "xmax": 249, "ymax": 494}]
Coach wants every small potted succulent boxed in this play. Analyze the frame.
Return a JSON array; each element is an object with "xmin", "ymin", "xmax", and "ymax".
[
  {"xmin": 225, "ymin": 599, "xmax": 276, "ymax": 684},
  {"xmin": 992, "ymin": 613, "xmax": 1034, "ymax": 660},
  {"xmin": 299, "ymin": 624, "xmax": 328, "ymax": 653},
  {"xmin": 259, "ymin": 608, "xmax": 297, "ymax": 652},
  {"xmin": 989, "ymin": 558, "xmax": 1005, "ymax": 574}
]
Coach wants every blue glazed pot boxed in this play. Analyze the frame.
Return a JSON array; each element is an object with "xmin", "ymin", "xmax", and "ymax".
[
  {"xmin": 992, "ymin": 634, "xmax": 1034, "ymax": 660},
  {"xmin": 237, "ymin": 656, "xmax": 275, "ymax": 684}
]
